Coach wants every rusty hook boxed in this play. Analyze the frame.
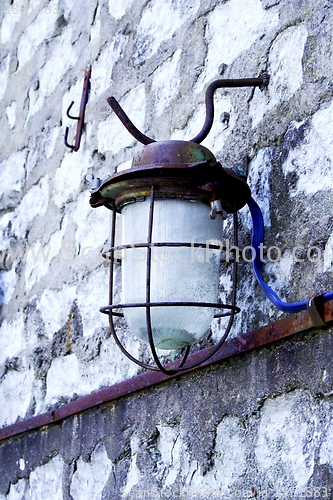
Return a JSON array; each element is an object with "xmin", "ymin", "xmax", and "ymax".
[
  {"xmin": 66, "ymin": 101, "xmax": 79, "ymax": 120},
  {"xmin": 64, "ymin": 67, "xmax": 91, "ymax": 152},
  {"xmin": 64, "ymin": 126, "xmax": 75, "ymax": 151}
]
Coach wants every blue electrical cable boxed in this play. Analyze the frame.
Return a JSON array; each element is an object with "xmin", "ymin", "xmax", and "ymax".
[{"xmin": 247, "ymin": 197, "xmax": 333, "ymax": 313}]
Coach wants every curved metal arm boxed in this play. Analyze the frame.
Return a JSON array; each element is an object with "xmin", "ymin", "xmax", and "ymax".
[
  {"xmin": 107, "ymin": 75, "xmax": 269, "ymax": 146},
  {"xmin": 190, "ymin": 75, "xmax": 269, "ymax": 144},
  {"xmin": 107, "ymin": 96, "xmax": 156, "ymax": 145}
]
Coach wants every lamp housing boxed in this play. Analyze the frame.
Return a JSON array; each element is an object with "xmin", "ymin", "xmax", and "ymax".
[
  {"xmin": 88, "ymin": 76, "xmax": 270, "ymax": 374},
  {"xmin": 90, "ymin": 139, "xmax": 250, "ymax": 372}
]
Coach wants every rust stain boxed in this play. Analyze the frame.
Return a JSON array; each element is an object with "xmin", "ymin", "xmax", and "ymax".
[{"xmin": 66, "ymin": 312, "xmax": 71, "ymax": 352}]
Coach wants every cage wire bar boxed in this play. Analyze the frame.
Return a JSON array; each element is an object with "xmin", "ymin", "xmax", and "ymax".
[{"xmin": 100, "ymin": 187, "xmax": 240, "ymax": 375}]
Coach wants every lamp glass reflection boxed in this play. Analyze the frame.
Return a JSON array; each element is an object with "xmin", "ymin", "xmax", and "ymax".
[{"xmin": 122, "ymin": 198, "xmax": 223, "ymax": 349}]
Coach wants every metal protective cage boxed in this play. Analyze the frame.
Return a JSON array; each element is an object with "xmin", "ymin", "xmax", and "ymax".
[{"xmin": 100, "ymin": 186, "xmax": 240, "ymax": 375}]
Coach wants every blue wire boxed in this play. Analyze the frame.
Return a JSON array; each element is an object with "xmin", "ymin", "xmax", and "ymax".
[{"xmin": 247, "ymin": 197, "xmax": 333, "ymax": 313}]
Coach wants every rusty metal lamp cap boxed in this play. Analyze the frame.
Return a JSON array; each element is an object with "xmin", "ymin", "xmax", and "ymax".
[
  {"xmin": 132, "ymin": 140, "xmax": 215, "ymax": 166},
  {"xmin": 90, "ymin": 140, "xmax": 250, "ymax": 213}
]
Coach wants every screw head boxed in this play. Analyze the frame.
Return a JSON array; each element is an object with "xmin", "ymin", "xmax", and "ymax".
[{"xmin": 218, "ymin": 63, "xmax": 228, "ymax": 75}]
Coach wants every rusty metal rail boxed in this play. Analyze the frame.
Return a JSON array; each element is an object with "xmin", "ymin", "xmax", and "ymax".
[{"xmin": 1, "ymin": 299, "xmax": 332, "ymax": 442}]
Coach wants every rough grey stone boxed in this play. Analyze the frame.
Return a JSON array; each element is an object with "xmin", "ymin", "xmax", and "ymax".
[{"xmin": 1, "ymin": 0, "xmax": 333, "ymax": 496}]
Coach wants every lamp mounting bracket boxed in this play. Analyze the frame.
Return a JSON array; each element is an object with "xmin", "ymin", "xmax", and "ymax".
[
  {"xmin": 307, "ymin": 294, "xmax": 327, "ymax": 328},
  {"xmin": 107, "ymin": 75, "xmax": 269, "ymax": 145}
]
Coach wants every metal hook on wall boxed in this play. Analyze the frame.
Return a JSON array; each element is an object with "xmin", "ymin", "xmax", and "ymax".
[{"xmin": 64, "ymin": 66, "xmax": 91, "ymax": 152}]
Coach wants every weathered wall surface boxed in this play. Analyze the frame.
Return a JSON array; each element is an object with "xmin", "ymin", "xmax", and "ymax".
[{"xmin": 1, "ymin": 0, "xmax": 333, "ymax": 497}]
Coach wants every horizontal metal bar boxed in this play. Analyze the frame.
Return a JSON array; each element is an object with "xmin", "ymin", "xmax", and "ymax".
[
  {"xmin": 100, "ymin": 301, "xmax": 239, "ymax": 312},
  {"xmin": 1, "ymin": 299, "xmax": 333, "ymax": 442},
  {"xmin": 104, "ymin": 242, "xmax": 228, "ymax": 251}
]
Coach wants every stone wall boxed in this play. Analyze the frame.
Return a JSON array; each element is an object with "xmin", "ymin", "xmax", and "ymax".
[{"xmin": 1, "ymin": 0, "xmax": 333, "ymax": 497}]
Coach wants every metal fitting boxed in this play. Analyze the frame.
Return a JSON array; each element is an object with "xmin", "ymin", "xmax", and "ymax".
[
  {"xmin": 209, "ymin": 200, "xmax": 228, "ymax": 220},
  {"xmin": 86, "ymin": 173, "xmax": 101, "ymax": 191},
  {"xmin": 220, "ymin": 112, "xmax": 230, "ymax": 127},
  {"xmin": 259, "ymin": 73, "xmax": 270, "ymax": 91},
  {"xmin": 218, "ymin": 63, "xmax": 228, "ymax": 75}
]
